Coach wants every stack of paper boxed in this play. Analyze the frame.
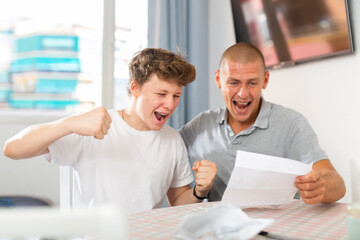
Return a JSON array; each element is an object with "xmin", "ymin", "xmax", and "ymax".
[{"xmin": 222, "ymin": 150, "xmax": 312, "ymax": 208}]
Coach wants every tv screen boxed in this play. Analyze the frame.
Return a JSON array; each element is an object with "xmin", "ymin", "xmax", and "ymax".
[{"xmin": 231, "ymin": 0, "xmax": 354, "ymax": 69}]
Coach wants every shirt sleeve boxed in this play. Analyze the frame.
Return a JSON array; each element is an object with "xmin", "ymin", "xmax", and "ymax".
[
  {"xmin": 179, "ymin": 121, "xmax": 194, "ymax": 150},
  {"xmin": 178, "ymin": 112, "xmax": 205, "ymax": 164},
  {"xmin": 170, "ymin": 135, "xmax": 194, "ymax": 188},
  {"xmin": 47, "ymin": 133, "xmax": 85, "ymax": 166},
  {"xmin": 288, "ymin": 114, "xmax": 328, "ymax": 164}
]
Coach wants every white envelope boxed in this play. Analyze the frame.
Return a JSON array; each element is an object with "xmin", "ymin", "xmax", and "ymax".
[{"xmin": 222, "ymin": 150, "xmax": 312, "ymax": 208}]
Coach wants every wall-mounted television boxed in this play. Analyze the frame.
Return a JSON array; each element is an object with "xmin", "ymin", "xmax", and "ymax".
[{"xmin": 231, "ymin": 0, "xmax": 354, "ymax": 69}]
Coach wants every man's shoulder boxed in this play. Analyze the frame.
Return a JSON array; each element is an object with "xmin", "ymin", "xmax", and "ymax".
[
  {"xmin": 268, "ymin": 101, "xmax": 304, "ymax": 120},
  {"xmin": 191, "ymin": 107, "xmax": 224, "ymax": 123},
  {"xmin": 179, "ymin": 108, "xmax": 224, "ymax": 139}
]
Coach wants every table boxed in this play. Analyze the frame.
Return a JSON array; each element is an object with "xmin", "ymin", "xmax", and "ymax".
[{"xmin": 128, "ymin": 200, "xmax": 348, "ymax": 240}]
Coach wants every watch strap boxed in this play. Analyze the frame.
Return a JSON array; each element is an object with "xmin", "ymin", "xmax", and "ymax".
[{"xmin": 193, "ymin": 185, "xmax": 210, "ymax": 200}]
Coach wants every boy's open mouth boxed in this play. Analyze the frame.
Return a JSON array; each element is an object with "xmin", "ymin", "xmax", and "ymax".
[{"xmin": 155, "ymin": 112, "xmax": 168, "ymax": 121}]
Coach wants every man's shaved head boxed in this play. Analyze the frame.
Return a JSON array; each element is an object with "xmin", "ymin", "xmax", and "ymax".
[{"xmin": 219, "ymin": 42, "xmax": 266, "ymax": 72}]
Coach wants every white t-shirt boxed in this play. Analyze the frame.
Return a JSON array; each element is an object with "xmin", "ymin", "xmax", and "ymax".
[{"xmin": 47, "ymin": 109, "xmax": 194, "ymax": 214}]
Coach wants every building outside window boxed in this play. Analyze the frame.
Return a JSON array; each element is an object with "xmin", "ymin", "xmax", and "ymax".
[{"xmin": 0, "ymin": 0, "xmax": 147, "ymax": 115}]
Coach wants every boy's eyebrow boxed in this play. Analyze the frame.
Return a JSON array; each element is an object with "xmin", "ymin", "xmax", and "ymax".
[{"xmin": 155, "ymin": 89, "xmax": 182, "ymax": 95}]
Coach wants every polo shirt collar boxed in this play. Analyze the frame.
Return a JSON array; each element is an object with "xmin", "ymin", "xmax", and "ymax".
[
  {"xmin": 217, "ymin": 97, "xmax": 270, "ymax": 130},
  {"xmin": 254, "ymin": 97, "xmax": 270, "ymax": 129},
  {"xmin": 217, "ymin": 108, "xmax": 227, "ymax": 124}
]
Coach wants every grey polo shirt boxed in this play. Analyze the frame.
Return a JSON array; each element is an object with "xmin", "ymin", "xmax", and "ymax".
[{"xmin": 179, "ymin": 98, "xmax": 328, "ymax": 201}]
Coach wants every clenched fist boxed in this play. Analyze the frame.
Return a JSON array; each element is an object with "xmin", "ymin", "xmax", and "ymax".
[
  {"xmin": 192, "ymin": 160, "xmax": 217, "ymax": 198},
  {"xmin": 65, "ymin": 106, "xmax": 112, "ymax": 140}
]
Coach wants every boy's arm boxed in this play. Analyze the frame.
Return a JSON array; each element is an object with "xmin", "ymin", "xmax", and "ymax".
[
  {"xmin": 167, "ymin": 160, "xmax": 217, "ymax": 206},
  {"xmin": 3, "ymin": 107, "xmax": 112, "ymax": 160},
  {"xmin": 167, "ymin": 185, "xmax": 198, "ymax": 206}
]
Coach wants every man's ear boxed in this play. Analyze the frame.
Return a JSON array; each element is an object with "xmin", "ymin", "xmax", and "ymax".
[
  {"xmin": 130, "ymin": 81, "xmax": 140, "ymax": 97},
  {"xmin": 215, "ymin": 69, "xmax": 222, "ymax": 89},
  {"xmin": 262, "ymin": 71, "xmax": 269, "ymax": 90}
]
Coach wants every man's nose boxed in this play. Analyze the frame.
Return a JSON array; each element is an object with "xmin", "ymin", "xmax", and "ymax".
[{"xmin": 237, "ymin": 86, "xmax": 249, "ymax": 98}]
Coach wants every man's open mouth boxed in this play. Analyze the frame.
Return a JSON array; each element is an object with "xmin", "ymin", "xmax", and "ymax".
[
  {"xmin": 234, "ymin": 101, "xmax": 251, "ymax": 112},
  {"xmin": 154, "ymin": 112, "xmax": 168, "ymax": 121}
]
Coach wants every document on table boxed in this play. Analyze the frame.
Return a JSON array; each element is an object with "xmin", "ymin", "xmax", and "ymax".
[{"xmin": 222, "ymin": 150, "xmax": 312, "ymax": 208}]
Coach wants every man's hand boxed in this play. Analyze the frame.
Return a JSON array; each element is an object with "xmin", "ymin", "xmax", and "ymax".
[
  {"xmin": 192, "ymin": 160, "xmax": 217, "ymax": 198},
  {"xmin": 294, "ymin": 170, "xmax": 326, "ymax": 204},
  {"xmin": 294, "ymin": 160, "xmax": 346, "ymax": 204},
  {"xmin": 65, "ymin": 107, "xmax": 112, "ymax": 140}
]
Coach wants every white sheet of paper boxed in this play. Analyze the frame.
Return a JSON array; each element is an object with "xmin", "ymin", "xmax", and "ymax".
[{"xmin": 222, "ymin": 150, "xmax": 313, "ymax": 208}]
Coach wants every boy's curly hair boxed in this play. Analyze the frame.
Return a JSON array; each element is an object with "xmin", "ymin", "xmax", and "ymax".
[{"xmin": 128, "ymin": 48, "xmax": 196, "ymax": 95}]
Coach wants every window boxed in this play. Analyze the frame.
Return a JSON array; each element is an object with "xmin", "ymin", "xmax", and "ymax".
[
  {"xmin": 0, "ymin": 0, "xmax": 148, "ymax": 115},
  {"xmin": 114, "ymin": 0, "xmax": 148, "ymax": 109},
  {"xmin": 0, "ymin": 0, "xmax": 103, "ymax": 114}
]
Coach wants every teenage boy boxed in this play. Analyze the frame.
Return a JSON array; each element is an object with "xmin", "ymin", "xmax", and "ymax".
[{"xmin": 4, "ymin": 48, "xmax": 217, "ymax": 214}]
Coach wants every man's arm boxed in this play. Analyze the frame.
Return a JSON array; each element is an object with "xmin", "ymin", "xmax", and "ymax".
[
  {"xmin": 3, "ymin": 107, "xmax": 112, "ymax": 160},
  {"xmin": 294, "ymin": 159, "xmax": 346, "ymax": 204},
  {"xmin": 167, "ymin": 160, "xmax": 217, "ymax": 206}
]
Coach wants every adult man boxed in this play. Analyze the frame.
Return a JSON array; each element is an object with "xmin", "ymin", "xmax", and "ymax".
[
  {"xmin": 4, "ymin": 48, "xmax": 217, "ymax": 214},
  {"xmin": 179, "ymin": 42, "xmax": 345, "ymax": 204}
]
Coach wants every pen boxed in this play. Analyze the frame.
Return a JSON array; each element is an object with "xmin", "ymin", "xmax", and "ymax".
[{"xmin": 259, "ymin": 230, "xmax": 296, "ymax": 240}]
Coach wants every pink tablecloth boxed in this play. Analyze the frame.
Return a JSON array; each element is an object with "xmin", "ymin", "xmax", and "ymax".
[
  {"xmin": 129, "ymin": 200, "xmax": 348, "ymax": 240},
  {"xmin": 245, "ymin": 200, "xmax": 347, "ymax": 240}
]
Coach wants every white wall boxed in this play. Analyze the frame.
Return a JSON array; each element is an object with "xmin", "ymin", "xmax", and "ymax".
[
  {"xmin": 209, "ymin": 0, "xmax": 360, "ymax": 203},
  {"xmin": 0, "ymin": 115, "xmax": 61, "ymax": 205}
]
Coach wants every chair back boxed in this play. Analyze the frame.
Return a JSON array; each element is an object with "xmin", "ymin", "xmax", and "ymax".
[{"xmin": 0, "ymin": 196, "xmax": 52, "ymax": 207}]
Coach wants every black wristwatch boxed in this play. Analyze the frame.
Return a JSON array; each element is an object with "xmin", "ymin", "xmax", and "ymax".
[{"xmin": 193, "ymin": 185, "xmax": 211, "ymax": 200}]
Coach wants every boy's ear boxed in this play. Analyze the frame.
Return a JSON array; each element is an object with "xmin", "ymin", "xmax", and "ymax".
[{"xmin": 130, "ymin": 81, "xmax": 140, "ymax": 97}]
